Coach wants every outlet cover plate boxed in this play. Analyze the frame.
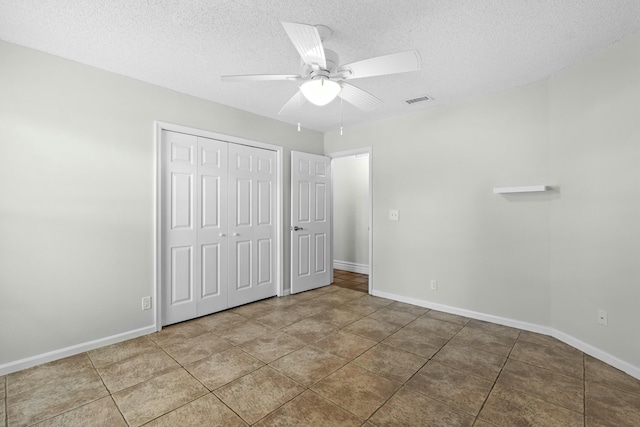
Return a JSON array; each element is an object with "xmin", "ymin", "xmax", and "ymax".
[{"xmin": 597, "ymin": 309, "xmax": 608, "ymax": 326}]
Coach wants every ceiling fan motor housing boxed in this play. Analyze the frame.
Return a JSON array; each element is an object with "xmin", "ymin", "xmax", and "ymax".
[
  {"xmin": 302, "ymin": 48, "xmax": 340, "ymax": 77},
  {"xmin": 315, "ymin": 24, "xmax": 333, "ymax": 41}
]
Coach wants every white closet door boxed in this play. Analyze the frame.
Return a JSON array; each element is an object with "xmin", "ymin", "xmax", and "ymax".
[
  {"xmin": 162, "ymin": 131, "xmax": 198, "ymax": 325},
  {"xmin": 290, "ymin": 151, "xmax": 332, "ymax": 293},
  {"xmin": 228, "ymin": 144, "xmax": 277, "ymax": 307},
  {"xmin": 162, "ymin": 130, "xmax": 277, "ymax": 325},
  {"xmin": 196, "ymin": 137, "xmax": 229, "ymax": 316},
  {"xmin": 162, "ymin": 133, "xmax": 229, "ymax": 325}
]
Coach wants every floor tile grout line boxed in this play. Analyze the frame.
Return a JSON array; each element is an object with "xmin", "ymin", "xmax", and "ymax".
[
  {"xmin": 233, "ymin": 296, "xmax": 344, "ymax": 419},
  {"xmin": 251, "ymin": 298, "xmax": 407, "ymax": 425},
  {"xmin": 365, "ymin": 357, "xmax": 431, "ymax": 424},
  {"xmin": 482, "ymin": 368, "xmax": 587, "ymax": 419},
  {"xmin": 12, "ymin": 285, "xmax": 640, "ymax": 427},
  {"xmin": 110, "ymin": 366, "xmax": 195, "ymax": 427},
  {"xmin": 496, "ymin": 367, "xmax": 585, "ymax": 414},
  {"xmin": 86, "ymin": 351, "xmax": 111, "ymax": 394},
  {"xmin": 305, "ymin": 387, "xmax": 366, "ymax": 424},
  {"xmin": 583, "ymin": 352, "xmax": 587, "ymax": 426},
  {"xmin": 24, "ymin": 353, "xmax": 126, "ymax": 427},
  {"xmin": 3, "ymin": 377, "xmax": 5, "ymax": 419},
  {"xmin": 489, "ymin": 330, "xmax": 587, "ymax": 419},
  {"xmin": 276, "ymin": 298, "xmax": 596, "ymax": 427},
  {"xmin": 395, "ymin": 315, "xmax": 484, "ymax": 423},
  {"xmin": 162, "ymin": 309, "xmax": 580, "ymax": 427},
  {"xmin": 141, "ymin": 350, "xmax": 259, "ymax": 427},
  {"xmin": 495, "ymin": 336, "xmax": 589, "ymax": 416},
  {"xmin": 247, "ymin": 382, "xmax": 308, "ymax": 426},
  {"xmin": 210, "ymin": 337, "xmax": 309, "ymax": 422},
  {"xmin": 472, "ymin": 329, "xmax": 521, "ymax": 425},
  {"xmin": 354, "ymin": 308, "xmax": 466, "ymax": 424},
  {"xmin": 504, "ymin": 352, "xmax": 585, "ymax": 381},
  {"xmin": 270, "ymin": 304, "xmax": 450, "ymax": 422},
  {"xmin": 364, "ymin": 313, "xmax": 497, "ymax": 424},
  {"xmin": 136, "ymin": 372, "xmax": 236, "ymax": 427}
]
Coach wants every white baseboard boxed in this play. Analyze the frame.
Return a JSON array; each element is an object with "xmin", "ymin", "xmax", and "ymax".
[
  {"xmin": 552, "ymin": 329, "xmax": 640, "ymax": 380},
  {"xmin": 333, "ymin": 260, "xmax": 369, "ymax": 275},
  {"xmin": 4, "ymin": 292, "xmax": 640, "ymax": 382},
  {"xmin": 0, "ymin": 325, "xmax": 156, "ymax": 376},
  {"xmin": 372, "ymin": 289, "xmax": 640, "ymax": 381}
]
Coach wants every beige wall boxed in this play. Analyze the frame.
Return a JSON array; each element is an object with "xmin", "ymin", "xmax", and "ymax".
[
  {"xmin": 325, "ymin": 32, "xmax": 640, "ymax": 370},
  {"xmin": 325, "ymin": 81, "xmax": 551, "ymax": 326},
  {"xmin": 548, "ymin": 32, "xmax": 640, "ymax": 367},
  {"xmin": 2, "ymin": 30, "xmax": 638, "ymax": 374},
  {"xmin": 0, "ymin": 40, "xmax": 323, "ymax": 366}
]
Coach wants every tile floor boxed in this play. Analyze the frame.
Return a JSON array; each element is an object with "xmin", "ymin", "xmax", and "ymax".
[
  {"xmin": 3, "ymin": 271, "xmax": 640, "ymax": 427},
  {"xmin": 332, "ymin": 270, "xmax": 369, "ymax": 293}
]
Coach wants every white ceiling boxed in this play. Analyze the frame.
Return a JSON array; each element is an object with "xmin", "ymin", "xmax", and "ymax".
[{"xmin": 1, "ymin": 0, "xmax": 639, "ymax": 132}]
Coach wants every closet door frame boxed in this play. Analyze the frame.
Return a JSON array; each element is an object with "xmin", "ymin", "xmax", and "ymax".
[{"xmin": 153, "ymin": 121, "xmax": 284, "ymax": 332}]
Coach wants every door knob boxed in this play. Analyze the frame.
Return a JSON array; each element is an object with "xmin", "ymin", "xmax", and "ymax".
[
  {"xmin": 291, "ymin": 226, "xmax": 304, "ymax": 231},
  {"xmin": 233, "ymin": 232, "xmax": 239, "ymax": 236}
]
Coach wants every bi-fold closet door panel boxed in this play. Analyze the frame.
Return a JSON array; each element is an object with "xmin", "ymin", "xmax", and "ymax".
[
  {"xmin": 197, "ymin": 138, "xmax": 229, "ymax": 317},
  {"xmin": 162, "ymin": 131, "xmax": 229, "ymax": 326},
  {"xmin": 162, "ymin": 130, "xmax": 276, "ymax": 326},
  {"xmin": 227, "ymin": 143, "xmax": 277, "ymax": 308}
]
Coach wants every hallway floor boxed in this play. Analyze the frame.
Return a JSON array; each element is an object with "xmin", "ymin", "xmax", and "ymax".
[
  {"xmin": 332, "ymin": 269, "xmax": 368, "ymax": 293},
  {"xmin": 3, "ymin": 279, "xmax": 640, "ymax": 426}
]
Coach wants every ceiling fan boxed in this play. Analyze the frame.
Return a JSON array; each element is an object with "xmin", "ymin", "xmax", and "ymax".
[{"xmin": 220, "ymin": 22, "xmax": 421, "ymax": 116}]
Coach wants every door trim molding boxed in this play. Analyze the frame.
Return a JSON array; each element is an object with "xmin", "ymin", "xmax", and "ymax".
[
  {"xmin": 154, "ymin": 121, "xmax": 284, "ymax": 332},
  {"xmin": 327, "ymin": 147, "xmax": 373, "ymax": 294}
]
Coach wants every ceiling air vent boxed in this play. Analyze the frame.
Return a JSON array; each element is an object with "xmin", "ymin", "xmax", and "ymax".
[{"xmin": 405, "ymin": 95, "xmax": 433, "ymax": 105}]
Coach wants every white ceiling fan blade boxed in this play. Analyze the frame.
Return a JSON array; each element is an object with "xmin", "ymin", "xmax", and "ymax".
[
  {"xmin": 341, "ymin": 50, "xmax": 421, "ymax": 79},
  {"xmin": 278, "ymin": 90, "xmax": 306, "ymax": 116},
  {"xmin": 220, "ymin": 74, "xmax": 301, "ymax": 82},
  {"xmin": 338, "ymin": 82, "xmax": 382, "ymax": 112},
  {"xmin": 282, "ymin": 22, "xmax": 326, "ymax": 69}
]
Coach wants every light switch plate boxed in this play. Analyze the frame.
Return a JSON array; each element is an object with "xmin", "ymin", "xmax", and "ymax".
[{"xmin": 389, "ymin": 209, "xmax": 399, "ymax": 221}]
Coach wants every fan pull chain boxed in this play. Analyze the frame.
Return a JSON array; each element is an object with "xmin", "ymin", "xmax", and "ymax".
[
  {"xmin": 297, "ymin": 90, "xmax": 302, "ymax": 132},
  {"xmin": 340, "ymin": 96, "xmax": 344, "ymax": 136}
]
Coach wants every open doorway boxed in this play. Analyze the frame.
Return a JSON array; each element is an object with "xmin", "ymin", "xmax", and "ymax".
[{"xmin": 329, "ymin": 148, "xmax": 373, "ymax": 293}]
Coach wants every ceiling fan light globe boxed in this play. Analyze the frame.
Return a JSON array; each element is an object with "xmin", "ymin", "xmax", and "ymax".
[{"xmin": 300, "ymin": 79, "xmax": 341, "ymax": 106}]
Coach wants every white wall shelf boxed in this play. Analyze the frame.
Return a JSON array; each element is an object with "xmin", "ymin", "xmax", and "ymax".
[{"xmin": 493, "ymin": 185, "xmax": 549, "ymax": 194}]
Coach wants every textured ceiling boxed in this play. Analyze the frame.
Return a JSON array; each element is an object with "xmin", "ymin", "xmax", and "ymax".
[{"xmin": 1, "ymin": 0, "xmax": 639, "ymax": 132}]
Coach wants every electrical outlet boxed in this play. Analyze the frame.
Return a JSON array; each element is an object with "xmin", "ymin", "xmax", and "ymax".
[
  {"xmin": 597, "ymin": 309, "xmax": 607, "ymax": 326},
  {"xmin": 142, "ymin": 296, "xmax": 152, "ymax": 310},
  {"xmin": 430, "ymin": 279, "xmax": 438, "ymax": 290}
]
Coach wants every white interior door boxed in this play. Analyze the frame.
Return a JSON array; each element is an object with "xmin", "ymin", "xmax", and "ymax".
[
  {"xmin": 162, "ymin": 130, "xmax": 198, "ymax": 325},
  {"xmin": 162, "ymin": 132, "xmax": 230, "ymax": 325},
  {"xmin": 160, "ymin": 126, "xmax": 281, "ymax": 326},
  {"xmin": 291, "ymin": 151, "xmax": 332, "ymax": 293},
  {"xmin": 228, "ymin": 143, "xmax": 277, "ymax": 307},
  {"xmin": 196, "ymin": 137, "xmax": 229, "ymax": 316}
]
